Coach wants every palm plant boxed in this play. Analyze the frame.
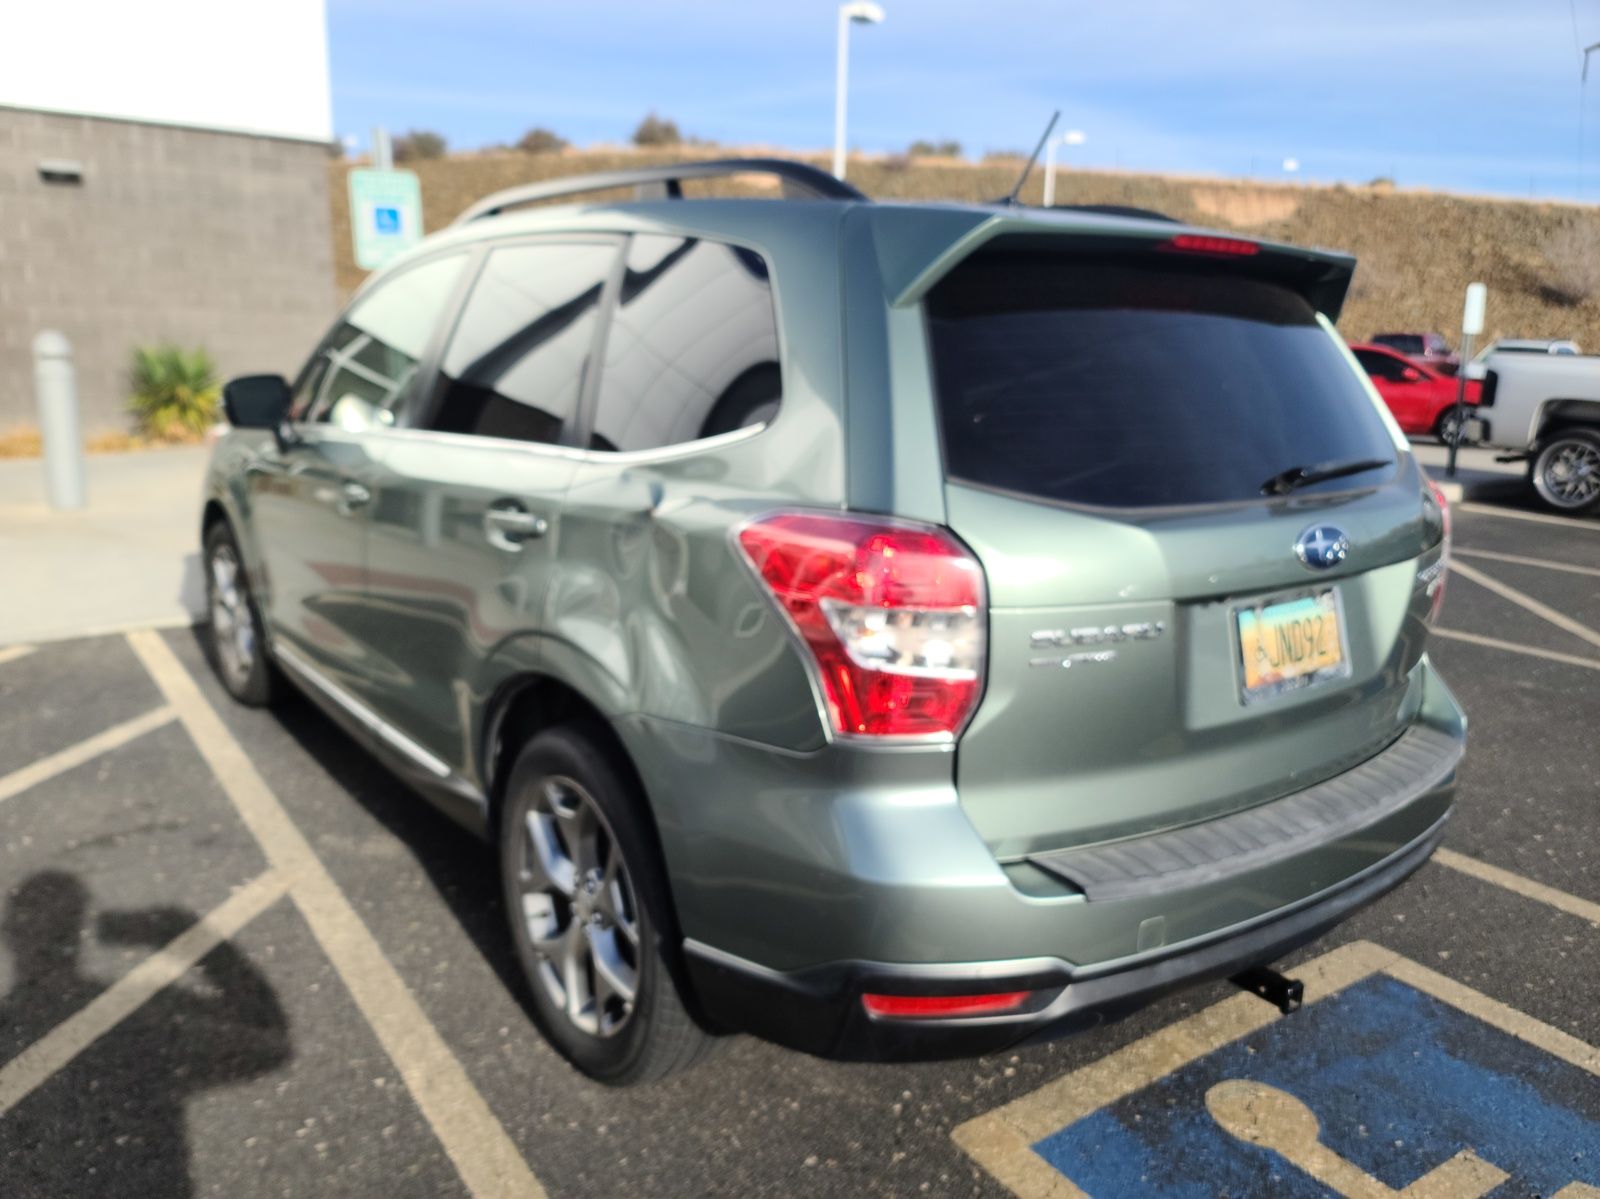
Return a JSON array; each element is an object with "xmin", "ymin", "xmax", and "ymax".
[{"xmin": 127, "ymin": 345, "xmax": 220, "ymax": 441}]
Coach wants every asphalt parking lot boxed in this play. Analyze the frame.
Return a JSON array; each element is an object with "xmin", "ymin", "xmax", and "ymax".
[{"xmin": 1, "ymin": 495, "xmax": 1596, "ymax": 1198}]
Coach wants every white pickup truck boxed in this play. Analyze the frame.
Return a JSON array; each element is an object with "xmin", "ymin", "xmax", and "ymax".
[{"xmin": 1465, "ymin": 352, "xmax": 1600, "ymax": 513}]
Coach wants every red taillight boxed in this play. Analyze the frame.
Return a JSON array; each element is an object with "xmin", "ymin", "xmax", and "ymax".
[
  {"xmin": 736, "ymin": 512, "xmax": 986, "ymax": 739},
  {"xmin": 1161, "ymin": 233, "xmax": 1260, "ymax": 257},
  {"xmin": 861, "ymin": 991, "xmax": 1030, "ymax": 1019},
  {"xmin": 1424, "ymin": 478, "xmax": 1451, "ymax": 624}
]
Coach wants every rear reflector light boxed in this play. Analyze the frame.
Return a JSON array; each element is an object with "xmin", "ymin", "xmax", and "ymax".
[
  {"xmin": 736, "ymin": 512, "xmax": 986, "ymax": 739},
  {"xmin": 1424, "ymin": 478, "xmax": 1451, "ymax": 624},
  {"xmin": 862, "ymin": 991, "xmax": 1030, "ymax": 1019},
  {"xmin": 1161, "ymin": 233, "xmax": 1260, "ymax": 257}
]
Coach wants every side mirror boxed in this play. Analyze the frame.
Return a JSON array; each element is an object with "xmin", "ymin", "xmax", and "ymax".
[
  {"xmin": 222, "ymin": 374, "xmax": 299, "ymax": 452},
  {"xmin": 1401, "ymin": 367, "xmax": 1423, "ymax": 382},
  {"xmin": 222, "ymin": 374, "xmax": 292, "ymax": 429}
]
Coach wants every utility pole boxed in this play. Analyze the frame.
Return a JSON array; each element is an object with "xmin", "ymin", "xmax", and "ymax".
[
  {"xmin": 371, "ymin": 126, "xmax": 393, "ymax": 171},
  {"xmin": 1447, "ymin": 283, "xmax": 1487, "ymax": 479},
  {"xmin": 1041, "ymin": 130, "xmax": 1087, "ymax": 207},
  {"xmin": 832, "ymin": 3, "xmax": 885, "ymax": 180},
  {"xmin": 1580, "ymin": 43, "xmax": 1600, "ymax": 200}
]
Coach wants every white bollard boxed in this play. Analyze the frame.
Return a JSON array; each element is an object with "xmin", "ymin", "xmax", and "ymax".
[{"xmin": 33, "ymin": 330, "xmax": 86, "ymax": 510}]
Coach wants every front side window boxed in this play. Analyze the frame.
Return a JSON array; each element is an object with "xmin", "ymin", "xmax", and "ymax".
[
  {"xmin": 428, "ymin": 242, "xmax": 617, "ymax": 445},
  {"xmin": 588, "ymin": 235, "xmax": 781, "ymax": 453},
  {"xmin": 296, "ymin": 253, "xmax": 467, "ymax": 429}
]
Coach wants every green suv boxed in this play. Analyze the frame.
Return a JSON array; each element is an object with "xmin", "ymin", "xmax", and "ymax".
[{"xmin": 202, "ymin": 159, "xmax": 1465, "ymax": 1085}]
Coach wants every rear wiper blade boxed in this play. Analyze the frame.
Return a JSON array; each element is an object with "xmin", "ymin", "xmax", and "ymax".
[{"xmin": 1259, "ymin": 457, "xmax": 1392, "ymax": 496}]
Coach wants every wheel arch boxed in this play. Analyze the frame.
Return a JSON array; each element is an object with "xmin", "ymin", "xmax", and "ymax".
[
  {"xmin": 201, "ymin": 497, "xmax": 230, "ymax": 537},
  {"xmin": 482, "ymin": 671, "xmax": 652, "ymax": 844},
  {"xmin": 1534, "ymin": 399, "xmax": 1600, "ymax": 446}
]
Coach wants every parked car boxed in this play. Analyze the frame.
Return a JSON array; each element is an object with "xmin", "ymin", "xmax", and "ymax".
[
  {"xmin": 1349, "ymin": 342, "xmax": 1480, "ymax": 441},
  {"xmin": 199, "ymin": 159, "xmax": 1465, "ymax": 1084},
  {"xmin": 1465, "ymin": 349, "xmax": 1600, "ymax": 512},
  {"xmin": 1371, "ymin": 331, "xmax": 1460, "ymax": 376}
]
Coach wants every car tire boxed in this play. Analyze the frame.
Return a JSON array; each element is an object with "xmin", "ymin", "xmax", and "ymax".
[
  {"xmin": 202, "ymin": 521, "xmax": 277, "ymax": 706},
  {"xmin": 1530, "ymin": 430, "xmax": 1600, "ymax": 514},
  {"xmin": 499, "ymin": 721, "xmax": 715, "ymax": 1086},
  {"xmin": 1434, "ymin": 407, "xmax": 1464, "ymax": 447}
]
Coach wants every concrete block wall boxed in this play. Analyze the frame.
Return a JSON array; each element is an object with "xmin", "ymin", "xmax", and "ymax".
[{"xmin": 0, "ymin": 106, "xmax": 336, "ymax": 432}]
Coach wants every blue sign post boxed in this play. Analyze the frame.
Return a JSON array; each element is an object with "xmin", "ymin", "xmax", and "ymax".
[{"xmin": 348, "ymin": 169, "xmax": 423, "ymax": 270}]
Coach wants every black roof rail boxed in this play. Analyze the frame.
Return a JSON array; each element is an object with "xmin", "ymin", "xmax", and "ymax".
[{"xmin": 452, "ymin": 158, "xmax": 867, "ymax": 225}]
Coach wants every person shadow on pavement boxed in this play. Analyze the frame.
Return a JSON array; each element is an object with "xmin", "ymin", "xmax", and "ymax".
[{"xmin": 0, "ymin": 872, "xmax": 291, "ymax": 1198}]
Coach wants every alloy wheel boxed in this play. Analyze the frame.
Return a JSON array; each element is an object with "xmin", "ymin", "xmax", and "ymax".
[
  {"xmin": 209, "ymin": 543, "xmax": 256, "ymax": 689},
  {"xmin": 515, "ymin": 775, "xmax": 642, "ymax": 1038},
  {"xmin": 1535, "ymin": 439, "xmax": 1600, "ymax": 510}
]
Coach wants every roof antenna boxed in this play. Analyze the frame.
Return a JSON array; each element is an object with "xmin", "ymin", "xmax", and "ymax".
[{"xmin": 1003, "ymin": 110, "xmax": 1060, "ymax": 206}]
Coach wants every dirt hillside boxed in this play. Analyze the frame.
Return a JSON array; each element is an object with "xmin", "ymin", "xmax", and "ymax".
[{"xmin": 328, "ymin": 149, "xmax": 1600, "ymax": 348}]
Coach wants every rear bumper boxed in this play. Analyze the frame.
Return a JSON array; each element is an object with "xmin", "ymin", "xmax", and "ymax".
[
  {"xmin": 624, "ymin": 658, "xmax": 1466, "ymax": 1061},
  {"xmin": 683, "ymin": 808, "xmax": 1449, "ymax": 1061}
]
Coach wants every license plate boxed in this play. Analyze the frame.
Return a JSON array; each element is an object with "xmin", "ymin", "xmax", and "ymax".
[{"xmin": 1235, "ymin": 587, "xmax": 1350, "ymax": 703}]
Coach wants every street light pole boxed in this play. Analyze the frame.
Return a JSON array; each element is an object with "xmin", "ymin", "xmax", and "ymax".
[
  {"xmin": 1041, "ymin": 130, "xmax": 1086, "ymax": 207},
  {"xmin": 1580, "ymin": 42, "xmax": 1600, "ymax": 201},
  {"xmin": 832, "ymin": 2, "xmax": 885, "ymax": 180}
]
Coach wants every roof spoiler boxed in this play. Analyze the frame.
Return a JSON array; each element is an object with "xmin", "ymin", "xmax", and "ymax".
[{"xmin": 868, "ymin": 209, "xmax": 1357, "ymax": 321}]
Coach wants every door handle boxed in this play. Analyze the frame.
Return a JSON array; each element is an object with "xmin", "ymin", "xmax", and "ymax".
[
  {"xmin": 338, "ymin": 481, "xmax": 372, "ymax": 513},
  {"xmin": 484, "ymin": 504, "xmax": 549, "ymax": 552}
]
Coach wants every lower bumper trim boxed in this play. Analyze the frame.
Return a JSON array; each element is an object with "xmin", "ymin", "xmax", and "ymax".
[{"xmin": 682, "ymin": 809, "xmax": 1450, "ymax": 1062}]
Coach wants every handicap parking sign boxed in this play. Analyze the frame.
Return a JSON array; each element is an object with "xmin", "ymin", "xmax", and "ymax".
[
  {"xmin": 348, "ymin": 169, "xmax": 423, "ymax": 270},
  {"xmin": 956, "ymin": 942, "xmax": 1600, "ymax": 1198}
]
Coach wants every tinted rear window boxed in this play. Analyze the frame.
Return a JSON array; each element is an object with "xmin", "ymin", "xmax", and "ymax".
[{"xmin": 925, "ymin": 252, "xmax": 1396, "ymax": 508}]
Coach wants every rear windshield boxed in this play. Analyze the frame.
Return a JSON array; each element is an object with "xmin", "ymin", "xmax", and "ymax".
[{"xmin": 925, "ymin": 251, "xmax": 1396, "ymax": 509}]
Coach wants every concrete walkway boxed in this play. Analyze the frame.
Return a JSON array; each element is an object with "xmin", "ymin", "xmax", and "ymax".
[
  {"xmin": 0, "ymin": 447, "xmax": 208, "ymax": 646},
  {"xmin": 1409, "ymin": 442, "xmax": 1528, "ymax": 504}
]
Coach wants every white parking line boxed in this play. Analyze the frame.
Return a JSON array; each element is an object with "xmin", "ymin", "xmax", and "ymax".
[
  {"xmin": 0, "ymin": 644, "xmax": 36, "ymax": 666},
  {"xmin": 0, "ymin": 706, "xmax": 177, "ymax": 806},
  {"xmin": 1457, "ymin": 502, "xmax": 1600, "ymax": 531},
  {"xmin": 1430, "ymin": 627, "xmax": 1600, "ymax": 672},
  {"xmin": 1434, "ymin": 849, "xmax": 1600, "ymax": 929},
  {"xmin": 125, "ymin": 630, "xmax": 546, "ymax": 1199},
  {"xmin": 1449, "ymin": 559, "xmax": 1600, "ymax": 652},
  {"xmin": 1454, "ymin": 547, "xmax": 1600, "ymax": 580},
  {"xmin": 0, "ymin": 870, "xmax": 289, "ymax": 1115}
]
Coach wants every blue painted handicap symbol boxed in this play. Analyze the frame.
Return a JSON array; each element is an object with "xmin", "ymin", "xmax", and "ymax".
[
  {"xmin": 373, "ymin": 206, "xmax": 401, "ymax": 235},
  {"xmin": 1034, "ymin": 973, "xmax": 1600, "ymax": 1196}
]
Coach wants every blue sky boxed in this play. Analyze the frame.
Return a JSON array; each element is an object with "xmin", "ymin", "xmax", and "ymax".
[{"xmin": 329, "ymin": 1, "xmax": 1600, "ymax": 201}]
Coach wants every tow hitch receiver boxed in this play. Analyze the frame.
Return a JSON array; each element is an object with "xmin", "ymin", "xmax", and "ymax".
[{"xmin": 1231, "ymin": 965, "xmax": 1305, "ymax": 1015}]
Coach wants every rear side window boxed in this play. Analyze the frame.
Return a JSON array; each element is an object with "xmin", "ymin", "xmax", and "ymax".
[
  {"xmin": 588, "ymin": 235, "xmax": 781, "ymax": 452},
  {"xmin": 925, "ymin": 251, "xmax": 1397, "ymax": 508},
  {"xmin": 429, "ymin": 241, "xmax": 616, "ymax": 445}
]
